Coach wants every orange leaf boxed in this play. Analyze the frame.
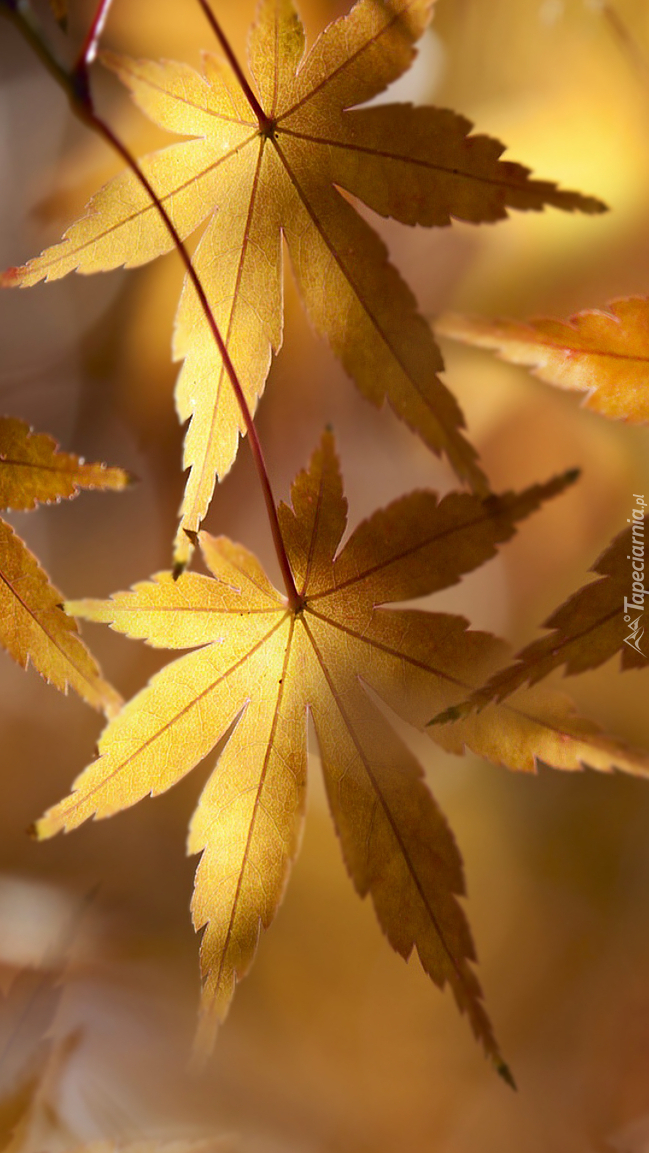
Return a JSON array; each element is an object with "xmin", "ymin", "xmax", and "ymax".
[
  {"xmin": 0, "ymin": 519, "xmax": 121, "ymax": 716},
  {"xmin": 0, "ymin": 417, "xmax": 128, "ymax": 714},
  {"xmin": 436, "ymin": 297, "xmax": 649, "ymax": 424}
]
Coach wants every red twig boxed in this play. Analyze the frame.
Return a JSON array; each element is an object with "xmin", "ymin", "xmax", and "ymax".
[
  {"xmin": 90, "ymin": 115, "xmax": 300, "ymax": 605},
  {"xmin": 75, "ymin": 0, "xmax": 114, "ymax": 69},
  {"xmin": 194, "ymin": 0, "xmax": 269, "ymax": 128}
]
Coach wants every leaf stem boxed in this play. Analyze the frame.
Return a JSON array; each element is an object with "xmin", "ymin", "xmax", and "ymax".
[
  {"xmin": 2, "ymin": 0, "xmax": 302, "ymax": 610},
  {"xmin": 194, "ymin": 0, "xmax": 270, "ymax": 128}
]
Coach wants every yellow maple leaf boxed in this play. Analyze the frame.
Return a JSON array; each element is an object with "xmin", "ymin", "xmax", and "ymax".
[
  {"xmin": 0, "ymin": 417, "xmax": 127, "ymax": 716},
  {"xmin": 3, "ymin": 0, "xmax": 605, "ymax": 563},
  {"xmin": 0, "ymin": 417, "xmax": 129, "ymax": 512},
  {"xmin": 436, "ymin": 297, "xmax": 649, "ymax": 424},
  {"xmin": 34, "ymin": 431, "xmax": 649, "ymax": 1079}
]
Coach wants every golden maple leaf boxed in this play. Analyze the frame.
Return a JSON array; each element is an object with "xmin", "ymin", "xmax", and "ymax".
[
  {"xmin": 34, "ymin": 432, "xmax": 649, "ymax": 1077},
  {"xmin": 0, "ymin": 416, "xmax": 127, "ymax": 715},
  {"xmin": 431, "ymin": 508, "xmax": 649, "ymax": 726},
  {"xmin": 436, "ymin": 297, "xmax": 649, "ymax": 425},
  {"xmin": 2, "ymin": 0, "xmax": 605, "ymax": 563}
]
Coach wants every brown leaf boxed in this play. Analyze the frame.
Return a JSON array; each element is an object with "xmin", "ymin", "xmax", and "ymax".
[{"xmin": 430, "ymin": 508, "xmax": 649, "ymax": 725}]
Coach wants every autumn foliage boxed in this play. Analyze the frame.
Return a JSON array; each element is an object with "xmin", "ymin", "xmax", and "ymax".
[{"xmin": 2, "ymin": 0, "xmax": 649, "ymax": 1148}]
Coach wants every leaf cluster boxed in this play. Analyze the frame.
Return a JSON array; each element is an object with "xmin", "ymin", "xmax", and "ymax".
[{"xmin": 1, "ymin": 0, "xmax": 648, "ymax": 1088}]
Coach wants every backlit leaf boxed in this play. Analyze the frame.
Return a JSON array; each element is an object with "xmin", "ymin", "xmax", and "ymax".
[
  {"xmin": 36, "ymin": 432, "xmax": 599, "ymax": 1077},
  {"xmin": 436, "ymin": 298, "xmax": 649, "ymax": 424},
  {"xmin": 0, "ymin": 519, "xmax": 121, "ymax": 716},
  {"xmin": 0, "ymin": 417, "xmax": 130, "ymax": 512},
  {"xmin": 3, "ymin": 0, "xmax": 605, "ymax": 562},
  {"xmin": 430, "ymin": 510, "xmax": 649, "ymax": 726},
  {"xmin": 0, "ymin": 418, "xmax": 127, "ymax": 715}
]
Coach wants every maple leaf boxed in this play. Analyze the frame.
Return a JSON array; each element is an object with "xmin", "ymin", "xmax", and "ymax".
[
  {"xmin": 0, "ymin": 416, "xmax": 127, "ymax": 716},
  {"xmin": 0, "ymin": 417, "xmax": 129, "ymax": 512},
  {"xmin": 2, "ymin": 0, "xmax": 606, "ymax": 563},
  {"xmin": 435, "ymin": 297, "xmax": 649, "ymax": 424},
  {"xmin": 431, "ymin": 509, "xmax": 649, "ymax": 726},
  {"xmin": 35, "ymin": 428, "xmax": 630, "ymax": 1081}
]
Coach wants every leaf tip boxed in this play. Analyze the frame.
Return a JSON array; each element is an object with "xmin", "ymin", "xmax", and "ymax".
[
  {"xmin": 191, "ymin": 998, "xmax": 223, "ymax": 1070},
  {"xmin": 427, "ymin": 704, "xmax": 464, "ymax": 726},
  {"xmin": 582, "ymin": 195, "xmax": 609, "ymax": 215},
  {"xmin": 495, "ymin": 1057, "xmax": 517, "ymax": 1090}
]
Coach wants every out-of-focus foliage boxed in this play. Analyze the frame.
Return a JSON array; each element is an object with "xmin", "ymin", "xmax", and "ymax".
[
  {"xmin": 0, "ymin": 965, "xmax": 242, "ymax": 1153},
  {"xmin": 0, "ymin": 417, "xmax": 126, "ymax": 714},
  {"xmin": 436, "ymin": 297, "xmax": 649, "ymax": 423},
  {"xmin": 47, "ymin": 0, "xmax": 68, "ymax": 31},
  {"xmin": 0, "ymin": 969, "xmax": 62, "ymax": 1153}
]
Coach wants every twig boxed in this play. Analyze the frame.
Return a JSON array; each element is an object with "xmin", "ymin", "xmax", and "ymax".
[
  {"xmin": 75, "ymin": 0, "xmax": 114, "ymax": 70},
  {"xmin": 195, "ymin": 0, "xmax": 269, "ymax": 128}
]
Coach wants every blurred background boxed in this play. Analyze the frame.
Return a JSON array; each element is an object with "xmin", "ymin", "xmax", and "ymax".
[{"xmin": 2, "ymin": 0, "xmax": 649, "ymax": 1149}]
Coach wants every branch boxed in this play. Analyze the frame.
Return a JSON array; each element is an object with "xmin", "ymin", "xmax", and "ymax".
[{"xmin": 195, "ymin": 0, "xmax": 268, "ymax": 127}]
